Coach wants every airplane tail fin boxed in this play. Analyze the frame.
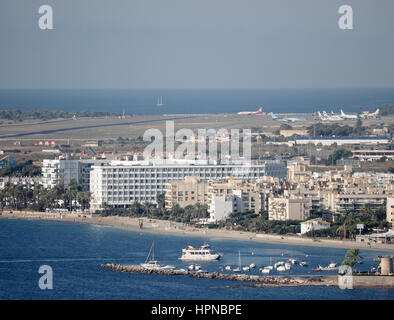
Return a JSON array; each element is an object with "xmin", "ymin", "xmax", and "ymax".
[
  {"xmin": 256, "ymin": 107, "xmax": 263, "ymax": 114},
  {"xmin": 270, "ymin": 112, "xmax": 277, "ymax": 119},
  {"xmin": 341, "ymin": 110, "xmax": 345, "ymax": 116}
]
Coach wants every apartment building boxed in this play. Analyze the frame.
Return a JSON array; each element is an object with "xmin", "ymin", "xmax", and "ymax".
[
  {"xmin": 164, "ymin": 176, "xmax": 209, "ymax": 210},
  {"xmin": 208, "ymin": 194, "xmax": 240, "ymax": 223},
  {"xmin": 386, "ymin": 197, "xmax": 394, "ymax": 229},
  {"xmin": 268, "ymin": 197, "xmax": 311, "ymax": 221},
  {"xmin": 0, "ymin": 176, "xmax": 42, "ymax": 190},
  {"xmin": 89, "ymin": 159, "xmax": 287, "ymax": 211},
  {"xmin": 42, "ymin": 159, "xmax": 111, "ymax": 190}
]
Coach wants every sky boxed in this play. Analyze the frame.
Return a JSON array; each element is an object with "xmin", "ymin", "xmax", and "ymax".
[{"xmin": 0, "ymin": 0, "xmax": 394, "ymax": 89}]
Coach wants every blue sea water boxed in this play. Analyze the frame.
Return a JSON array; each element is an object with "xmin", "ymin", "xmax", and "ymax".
[
  {"xmin": 0, "ymin": 218, "xmax": 393, "ymax": 300},
  {"xmin": 0, "ymin": 88, "xmax": 394, "ymax": 115}
]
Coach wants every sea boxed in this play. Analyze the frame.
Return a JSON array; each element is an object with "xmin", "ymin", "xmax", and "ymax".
[
  {"xmin": 1, "ymin": 88, "xmax": 394, "ymax": 115},
  {"xmin": 0, "ymin": 218, "xmax": 393, "ymax": 300}
]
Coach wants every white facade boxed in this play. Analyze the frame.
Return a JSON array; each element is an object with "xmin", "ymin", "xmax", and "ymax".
[
  {"xmin": 42, "ymin": 159, "xmax": 110, "ymax": 190},
  {"xmin": 387, "ymin": 197, "xmax": 394, "ymax": 230},
  {"xmin": 89, "ymin": 159, "xmax": 287, "ymax": 211},
  {"xmin": 300, "ymin": 218, "xmax": 331, "ymax": 235},
  {"xmin": 209, "ymin": 195, "xmax": 236, "ymax": 223},
  {"xmin": 295, "ymin": 137, "xmax": 389, "ymax": 146}
]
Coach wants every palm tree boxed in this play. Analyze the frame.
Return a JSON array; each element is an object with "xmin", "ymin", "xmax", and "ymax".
[{"xmin": 342, "ymin": 249, "xmax": 363, "ymax": 272}]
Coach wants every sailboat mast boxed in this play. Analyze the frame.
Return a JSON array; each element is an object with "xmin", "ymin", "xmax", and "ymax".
[
  {"xmin": 238, "ymin": 251, "xmax": 241, "ymax": 268},
  {"xmin": 152, "ymin": 241, "xmax": 155, "ymax": 261}
]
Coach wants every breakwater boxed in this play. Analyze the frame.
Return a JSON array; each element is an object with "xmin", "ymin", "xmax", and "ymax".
[{"xmin": 101, "ymin": 264, "xmax": 337, "ymax": 287}]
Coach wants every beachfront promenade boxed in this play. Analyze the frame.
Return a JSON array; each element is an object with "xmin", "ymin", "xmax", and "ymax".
[{"xmin": 1, "ymin": 210, "xmax": 394, "ymax": 252}]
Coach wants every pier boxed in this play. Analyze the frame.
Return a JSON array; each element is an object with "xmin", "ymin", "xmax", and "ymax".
[{"xmin": 101, "ymin": 264, "xmax": 337, "ymax": 287}]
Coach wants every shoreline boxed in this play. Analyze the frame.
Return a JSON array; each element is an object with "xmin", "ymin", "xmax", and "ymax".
[{"xmin": 1, "ymin": 210, "xmax": 394, "ymax": 252}]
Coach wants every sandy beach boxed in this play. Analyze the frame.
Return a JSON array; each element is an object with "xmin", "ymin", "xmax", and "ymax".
[{"xmin": 1, "ymin": 210, "xmax": 394, "ymax": 252}]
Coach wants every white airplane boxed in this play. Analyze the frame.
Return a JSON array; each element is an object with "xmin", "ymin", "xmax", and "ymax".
[
  {"xmin": 270, "ymin": 112, "xmax": 306, "ymax": 122},
  {"xmin": 340, "ymin": 110, "xmax": 358, "ymax": 120},
  {"xmin": 237, "ymin": 106, "xmax": 263, "ymax": 115},
  {"xmin": 318, "ymin": 111, "xmax": 343, "ymax": 121},
  {"xmin": 359, "ymin": 108, "xmax": 380, "ymax": 119}
]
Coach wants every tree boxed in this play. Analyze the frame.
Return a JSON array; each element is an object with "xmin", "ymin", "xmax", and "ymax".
[{"xmin": 342, "ymin": 249, "xmax": 363, "ymax": 272}]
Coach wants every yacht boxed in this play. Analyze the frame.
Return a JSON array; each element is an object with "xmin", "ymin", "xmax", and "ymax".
[
  {"xmin": 180, "ymin": 244, "xmax": 221, "ymax": 261},
  {"xmin": 260, "ymin": 267, "xmax": 271, "ymax": 274}
]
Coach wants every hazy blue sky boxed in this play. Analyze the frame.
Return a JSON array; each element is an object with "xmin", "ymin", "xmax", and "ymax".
[{"xmin": 0, "ymin": 0, "xmax": 393, "ymax": 88}]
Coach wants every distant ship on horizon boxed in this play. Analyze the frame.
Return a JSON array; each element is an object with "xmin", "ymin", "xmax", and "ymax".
[{"xmin": 156, "ymin": 96, "xmax": 165, "ymax": 107}]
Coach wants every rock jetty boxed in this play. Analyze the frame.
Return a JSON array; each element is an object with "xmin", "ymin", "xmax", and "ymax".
[{"xmin": 101, "ymin": 264, "xmax": 336, "ymax": 287}]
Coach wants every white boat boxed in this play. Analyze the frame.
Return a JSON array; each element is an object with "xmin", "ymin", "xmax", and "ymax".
[
  {"xmin": 265, "ymin": 266, "xmax": 274, "ymax": 270},
  {"xmin": 225, "ymin": 265, "xmax": 232, "ymax": 271},
  {"xmin": 300, "ymin": 261, "xmax": 308, "ymax": 267},
  {"xmin": 194, "ymin": 264, "xmax": 201, "ymax": 271},
  {"xmin": 180, "ymin": 244, "xmax": 220, "ymax": 261},
  {"xmin": 277, "ymin": 265, "xmax": 286, "ymax": 272},
  {"xmin": 188, "ymin": 264, "xmax": 195, "ymax": 271},
  {"xmin": 156, "ymin": 96, "xmax": 165, "ymax": 107},
  {"xmin": 318, "ymin": 262, "xmax": 338, "ymax": 271},
  {"xmin": 260, "ymin": 267, "xmax": 271, "ymax": 274},
  {"xmin": 242, "ymin": 266, "xmax": 250, "ymax": 272},
  {"xmin": 284, "ymin": 262, "xmax": 291, "ymax": 270},
  {"xmin": 274, "ymin": 261, "xmax": 285, "ymax": 268},
  {"xmin": 140, "ymin": 242, "xmax": 175, "ymax": 270},
  {"xmin": 233, "ymin": 251, "xmax": 242, "ymax": 272},
  {"xmin": 249, "ymin": 263, "xmax": 256, "ymax": 269}
]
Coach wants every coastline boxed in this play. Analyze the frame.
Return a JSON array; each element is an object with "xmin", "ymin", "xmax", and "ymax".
[{"xmin": 1, "ymin": 210, "xmax": 394, "ymax": 252}]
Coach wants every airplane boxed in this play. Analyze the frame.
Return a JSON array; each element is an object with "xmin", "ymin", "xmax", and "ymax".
[
  {"xmin": 359, "ymin": 108, "xmax": 380, "ymax": 119},
  {"xmin": 318, "ymin": 111, "xmax": 344, "ymax": 121},
  {"xmin": 237, "ymin": 106, "xmax": 263, "ymax": 115},
  {"xmin": 270, "ymin": 112, "xmax": 306, "ymax": 122},
  {"xmin": 340, "ymin": 110, "xmax": 358, "ymax": 120}
]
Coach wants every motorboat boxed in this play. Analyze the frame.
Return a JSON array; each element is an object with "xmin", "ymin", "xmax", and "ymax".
[
  {"xmin": 260, "ymin": 267, "xmax": 271, "ymax": 274},
  {"xmin": 277, "ymin": 265, "xmax": 286, "ymax": 272},
  {"xmin": 225, "ymin": 265, "xmax": 232, "ymax": 271},
  {"xmin": 284, "ymin": 262, "xmax": 291, "ymax": 270},
  {"xmin": 319, "ymin": 262, "xmax": 338, "ymax": 271},
  {"xmin": 242, "ymin": 266, "xmax": 250, "ymax": 272},
  {"xmin": 180, "ymin": 244, "xmax": 220, "ymax": 261},
  {"xmin": 300, "ymin": 261, "xmax": 308, "ymax": 267},
  {"xmin": 249, "ymin": 263, "xmax": 256, "ymax": 269},
  {"xmin": 274, "ymin": 261, "xmax": 285, "ymax": 268}
]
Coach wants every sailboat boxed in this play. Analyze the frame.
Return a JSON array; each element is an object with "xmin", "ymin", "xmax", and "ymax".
[
  {"xmin": 140, "ymin": 242, "xmax": 175, "ymax": 270},
  {"xmin": 233, "ymin": 251, "xmax": 242, "ymax": 272},
  {"xmin": 156, "ymin": 96, "xmax": 165, "ymax": 107}
]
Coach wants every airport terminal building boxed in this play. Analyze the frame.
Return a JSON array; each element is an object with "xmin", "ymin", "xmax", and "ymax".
[{"xmin": 88, "ymin": 159, "xmax": 287, "ymax": 211}]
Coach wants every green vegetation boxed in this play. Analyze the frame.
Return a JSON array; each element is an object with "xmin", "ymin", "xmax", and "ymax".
[
  {"xmin": 326, "ymin": 149, "xmax": 353, "ymax": 165},
  {"xmin": 0, "ymin": 160, "xmax": 41, "ymax": 177},
  {"xmin": 0, "ymin": 179, "xmax": 90, "ymax": 212},
  {"xmin": 307, "ymin": 122, "xmax": 365, "ymax": 137},
  {"xmin": 0, "ymin": 109, "xmax": 121, "ymax": 121},
  {"xmin": 216, "ymin": 211, "xmax": 301, "ymax": 234},
  {"xmin": 341, "ymin": 249, "xmax": 363, "ymax": 271},
  {"xmin": 306, "ymin": 207, "xmax": 388, "ymax": 239},
  {"xmin": 99, "ymin": 195, "xmax": 209, "ymax": 223}
]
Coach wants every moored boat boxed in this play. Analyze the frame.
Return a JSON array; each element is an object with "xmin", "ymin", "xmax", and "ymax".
[{"xmin": 180, "ymin": 244, "xmax": 220, "ymax": 261}]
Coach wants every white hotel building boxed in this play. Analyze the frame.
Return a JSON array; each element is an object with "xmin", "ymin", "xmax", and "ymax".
[{"xmin": 89, "ymin": 159, "xmax": 287, "ymax": 212}]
